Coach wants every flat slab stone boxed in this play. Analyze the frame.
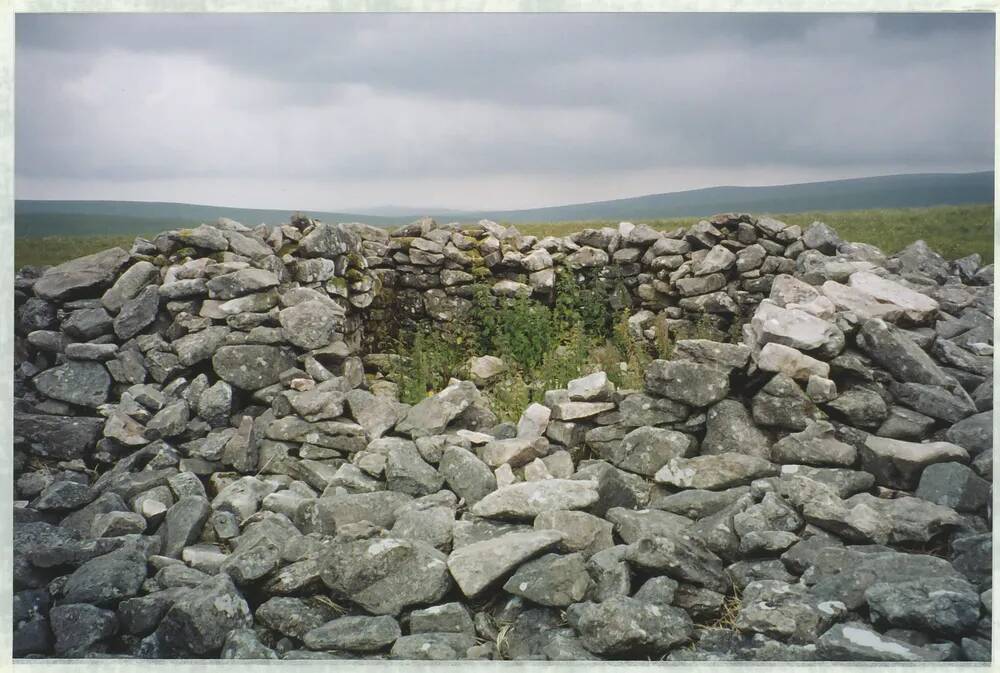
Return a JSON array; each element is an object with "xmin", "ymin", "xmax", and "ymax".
[
  {"xmin": 848, "ymin": 271, "xmax": 939, "ymax": 323},
  {"xmin": 446, "ymin": 529, "xmax": 563, "ymax": 597},
  {"xmin": 861, "ymin": 435, "xmax": 969, "ymax": 490},
  {"xmin": 471, "ymin": 479, "xmax": 600, "ymax": 520},
  {"xmin": 33, "ymin": 247, "xmax": 131, "ymax": 300},
  {"xmin": 654, "ymin": 453, "xmax": 778, "ymax": 490}
]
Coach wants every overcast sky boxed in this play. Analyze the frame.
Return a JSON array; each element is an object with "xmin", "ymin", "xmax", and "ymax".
[{"xmin": 15, "ymin": 12, "xmax": 996, "ymax": 212}]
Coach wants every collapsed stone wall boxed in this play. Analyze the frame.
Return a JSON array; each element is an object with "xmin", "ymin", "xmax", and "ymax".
[{"xmin": 10, "ymin": 211, "xmax": 994, "ymax": 661}]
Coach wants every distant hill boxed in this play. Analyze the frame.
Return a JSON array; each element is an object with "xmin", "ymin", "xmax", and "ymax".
[{"xmin": 15, "ymin": 171, "xmax": 993, "ymax": 237}]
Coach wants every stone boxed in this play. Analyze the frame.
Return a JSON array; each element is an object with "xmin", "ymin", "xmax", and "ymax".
[
  {"xmin": 945, "ymin": 410, "xmax": 993, "ymax": 455},
  {"xmin": 62, "ymin": 550, "xmax": 147, "ymax": 606},
  {"xmin": 503, "ymin": 552, "xmax": 591, "ymax": 607},
  {"xmin": 312, "ymin": 491, "xmax": 412, "ymax": 532},
  {"xmin": 320, "ymin": 537, "xmax": 451, "ymax": 615},
  {"xmin": 654, "ymin": 454, "xmax": 778, "ymax": 491},
  {"xmin": 817, "ymin": 622, "xmax": 945, "ymax": 662},
  {"xmin": 752, "ymin": 373, "xmax": 820, "ymax": 431},
  {"xmin": 303, "ymin": 615, "xmax": 401, "ymax": 652},
  {"xmin": 161, "ymin": 496, "xmax": 212, "ymax": 558},
  {"xmin": 62, "ymin": 307, "xmax": 113, "ymax": 340},
  {"xmin": 480, "ymin": 437, "xmax": 547, "ymax": 468},
  {"xmin": 345, "ymin": 389, "xmax": 400, "ymax": 440},
  {"xmin": 757, "ymin": 342, "xmax": 829, "ymax": 381},
  {"xmin": 447, "ymin": 529, "xmax": 563, "ymax": 597},
  {"xmin": 848, "ymin": 271, "xmax": 939, "ymax": 323},
  {"xmin": 410, "ymin": 602, "xmax": 475, "ymax": 636},
  {"xmin": 625, "ymin": 532, "xmax": 729, "ymax": 592},
  {"xmin": 606, "ymin": 507, "xmax": 692, "ymax": 545},
  {"xmin": 890, "ymin": 381, "xmax": 977, "ymax": 423},
  {"xmin": 298, "ymin": 222, "xmax": 360, "ymax": 257},
  {"xmin": 751, "ymin": 300, "xmax": 845, "ymax": 357},
  {"xmin": 468, "ymin": 355, "xmax": 506, "ymax": 386},
  {"xmin": 385, "ymin": 442, "xmax": 444, "ymax": 496},
  {"xmin": 694, "ymin": 245, "xmax": 737, "ymax": 275},
  {"xmin": 771, "ymin": 421, "xmax": 856, "ymax": 467},
  {"xmin": 173, "ymin": 326, "xmax": 230, "ymax": 367},
  {"xmin": 865, "ymin": 576, "xmax": 980, "ymax": 637},
  {"xmin": 212, "ymin": 345, "xmax": 296, "ymax": 390},
  {"xmin": 220, "ymin": 628, "xmax": 279, "ymax": 659},
  {"xmin": 702, "ymin": 400, "xmax": 771, "ymax": 459},
  {"xmin": 33, "ymin": 360, "xmax": 111, "ymax": 407},
  {"xmin": 278, "ymin": 299, "xmax": 344, "ymax": 350},
  {"xmin": 516, "ymin": 402, "xmax": 551, "ymax": 439},
  {"xmin": 33, "ymin": 247, "xmax": 131, "ymax": 301},
  {"xmin": 861, "ymin": 435, "xmax": 969, "ymax": 490},
  {"xmin": 113, "ymin": 285, "xmax": 159, "ymax": 340},
  {"xmin": 915, "ymin": 462, "xmax": 991, "ymax": 512},
  {"xmin": 396, "ymin": 380, "xmax": 480, "ymax": 438},
  {"xmin": 31, "ymin": 480, "xmax": 95, "ymax": 511},
  {"xmin": 533, "ymin": 510, "xmax": 614, "ymax": 558},
  {"xmin": 50, "ymin": 604, "xmax": 118, "ymax": 654},
  {"xmin": 550, "ymin": 401, "xmax": 617, "ymax": 420},
  {"xmin": 856, "ymin": 319, "xmax": 952, "ymax": 386},
  {"xmin": 255, "ymin": 597, "xmax": 339, "ymax": 639},
  {"xmin": 736, "ymin": 580, "xmax": 840, "ymax": 644},
  {"xmin": 653, "ymin": 487, "xmax": 751, "ymax": 520},
  {"xmin": 155, "ymin": 574, "xmax": 253, "ymax": 656},
  {"xmin": 567, "ymin": 371, "xmax": 614, "ymax": 401},
  {"xmin": 570, "ymin": 597, "xmax": 693, "ymax": 656},
  {"xmin": 606, "ymin": 426, "xmax": 694, "ymax": 476},
  {"xmin": 439, "ymin": 447, "xmax": 496, "ymax": 505},
  {"xmin": 390, "ymin": 632, "xmax": 476, "ymax": 660},
  {"xmin": 618, "ymin": 393, "xmax": 689, "ymax": 426},
  {"xmin": 206, "ymin": 268, "xmax": 280, "ymax": 300},
  {"xmin": 645, "ymin": 359, "xmax": 730, "ymax": 407},
  {"xmin": 471, "ymin": 479, "xmax": 599, "ymax": 520}
]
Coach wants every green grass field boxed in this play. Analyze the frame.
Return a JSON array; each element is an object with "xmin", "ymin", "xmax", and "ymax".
[{"xmin": 14, "ymin": 203, "xmax": 994, "ymax": 270}]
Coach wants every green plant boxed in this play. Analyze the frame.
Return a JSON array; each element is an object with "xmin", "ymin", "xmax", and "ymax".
[
  {"xmin": 484, "ymin": 370, "xmax": 533, "ymax": 422},
  {"xmin": 387, "ymin": 328, "xmax": 470, "ymax": 404}
]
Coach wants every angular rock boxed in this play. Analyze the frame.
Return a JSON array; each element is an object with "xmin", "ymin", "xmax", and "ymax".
[
  {"xmin": 645, "ymin": 359, "xmax": 730, "ymax": 407},
  {"xmin": 33, "ymin": 360, "xmax": 111, "ymax": 407},
  {"xmin": 471, "ymin": 479, "xmax": 599, "ymax": 520},
  {"xmin": 319, "ymin": 537, "xmax": 451, "ymax": 615},
  {"xmin": 654, "ymin": 454, "xmax": 778, "ymax": 491},
  {"xmin": 861, "ymin": 435, "xmax": 969, "ymax": 490},
  {"xmin": 447, "ymin": 529, "xmax": 563, "ymax": 597}
]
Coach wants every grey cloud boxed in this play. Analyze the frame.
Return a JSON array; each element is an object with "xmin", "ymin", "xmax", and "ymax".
[{"xmin": 14, "ymin": 12, "xmax": 995, "ymax": 208}]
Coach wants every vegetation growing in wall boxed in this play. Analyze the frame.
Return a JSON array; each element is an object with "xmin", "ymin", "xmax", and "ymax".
[{"xmin": 384, "ymin": 271, "xmax": 692, "ymax": 420}]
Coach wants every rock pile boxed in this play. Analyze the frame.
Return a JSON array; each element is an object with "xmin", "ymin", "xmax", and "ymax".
[{"xmin": 12, "ymin": 212, "xmax": 993, "ymax": 660}]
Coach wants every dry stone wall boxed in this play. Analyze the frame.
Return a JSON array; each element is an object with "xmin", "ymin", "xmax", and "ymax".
[{"xmin": 11, "ymin": 211, "xmax": 994, "ymax": 661}]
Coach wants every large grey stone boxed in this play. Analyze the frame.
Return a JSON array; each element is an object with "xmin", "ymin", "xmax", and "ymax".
[
  {"xmin": 570, "ymin": 597, "xmax": 693, "ymax": 656},
  {"xmin": 316, "ymin": 537, "xmax": 450, "ymax": 616},
  {"xmin": 447, "ymin": 529, "xmax": 563, "ymax": 597},
  {"xmin": 155, "ymin": 574, "xmax": 253, "ymax": 656},
  {"xmin": 654, "ymin": 453, "xmax": 778, "ymax": 491},
  {"xmin": 33, "ymin": 360, "xmax": 111, "ymax": 407},
  {"xmin": 471, "ymin": 479, "xmax": 599, "ymax": 520},
  {"xmin": 278, "ymin": 299, "xmax": 345, "ymax": 350},
  {"xmin": 645, "ymin": 359, "xmax": 730, "ymax": 407},
  {"xmin": 860, "ymin": 435, "xmax": 969, "ymax": 490},
  {"xmin": 34, "ymin": 247, "xmax": 131, "ymax": 301},
  {"xmin": 212, "ymin": 345, "xmax": 296, "ymax": 390},
  {"xmin": 502, "ymin": 552, "xmax": 591, "ymax": 607}
]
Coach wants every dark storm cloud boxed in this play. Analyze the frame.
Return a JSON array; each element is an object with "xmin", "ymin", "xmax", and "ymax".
[{"xmin": 14, "ymin": 12, "xmax": 995, "ymax": 210}]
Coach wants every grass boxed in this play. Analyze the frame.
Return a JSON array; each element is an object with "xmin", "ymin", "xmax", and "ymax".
[
  {"xmin": 513, "ymin": 203, "xmax": 995, "ymax": 263},
  {"xmin": 15, "ymin": 234, "xmax": 139, "ymax": 269},
  {"xmin": 13, "ymin": 204, "xmax": 994, "ymax": 270}
]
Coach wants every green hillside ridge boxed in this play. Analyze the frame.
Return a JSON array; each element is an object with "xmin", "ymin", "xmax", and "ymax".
[
  {"xmin": 16, "ymin": 171, "xmax": 994, "ymax": 238},
  {"xmin": 15, "ymin": 204, "xmax": 994, "ymax": 270}
]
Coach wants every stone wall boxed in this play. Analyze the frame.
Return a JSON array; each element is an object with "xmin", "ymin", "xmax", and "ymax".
[{"xmin": 11, "ymin": 211, "xmax": 994, "ymax": 661}]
